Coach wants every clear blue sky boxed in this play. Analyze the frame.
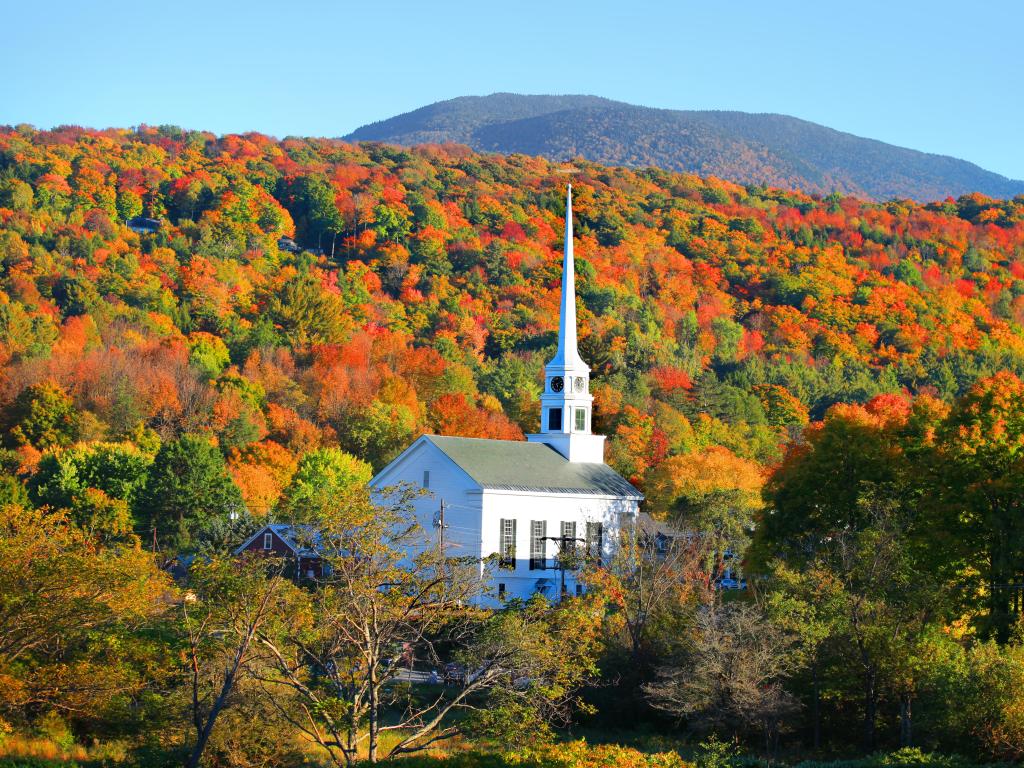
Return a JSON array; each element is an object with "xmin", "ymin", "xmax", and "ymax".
[{"xmin": 3, "ymin": 0, "xmax": 1022, "ymax": 178}]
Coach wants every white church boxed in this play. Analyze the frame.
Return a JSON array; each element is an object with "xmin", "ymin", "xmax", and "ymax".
[{"xmin": 369, "ymin": 186, "xmax": 643, "ymax": 603}]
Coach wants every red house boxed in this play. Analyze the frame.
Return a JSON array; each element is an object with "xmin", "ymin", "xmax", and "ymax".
[{"xmin": 234, "ymin": 524, "xmax": 325, "ymax": 580}]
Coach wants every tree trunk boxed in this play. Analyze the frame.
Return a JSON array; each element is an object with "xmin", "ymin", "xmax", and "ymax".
[
  {"xmin": 863, "ymin": 668, "xmax": 877, "ymax": 753},
  {"xmin": 185, "ymin": 660, "xmax": 243, "ymax": 768},
  {"xmin": 812, "ymin": 662, "xmax": 821, "ymax": 751},
  {"xmin": 368, "ymin": 670, "xmax": 379, "ymax": 763},
  {"xmin": 183, "ymin": 578, "xmax": 278, "ymax": 768},
  {"xmin": 346, "ymin": 689, "xmax": 358, "ymax": 768},
  {"xmin": 899, "ymin": 694, "xmax": 913, "ymax": 748},
  {"xmin": 765, "ymin": 719, "xmax": 778, "ymax": 763}
]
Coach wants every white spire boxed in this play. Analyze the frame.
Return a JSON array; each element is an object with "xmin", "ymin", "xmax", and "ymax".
[
  {"xmin": 527, "ymin": 183, "xmax": 605, "ymax": 462},
  {"xmin": 550, "ymin": 184, "xmax": 588, "ymax": 371}
]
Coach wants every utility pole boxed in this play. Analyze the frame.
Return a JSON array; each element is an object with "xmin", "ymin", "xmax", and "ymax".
[
  {"xmin": 434, "ymin": 499, "xmax": 447, "ymax": 561},
  {"xmin": 438, "ymin": 499, "xmax": 446, "ymax": 555},
  {"xmin": 434, "ymin": 500, "xmax": 448, "ymax": 598}
]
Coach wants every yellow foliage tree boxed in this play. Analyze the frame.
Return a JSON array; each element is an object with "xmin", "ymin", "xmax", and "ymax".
[{"xmin": 645, "ymin": 446, "xmax": 764, "ymax": 553}]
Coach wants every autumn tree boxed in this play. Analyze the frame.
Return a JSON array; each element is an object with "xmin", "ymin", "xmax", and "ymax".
[
  {"xmin": 182, "ymin": 555, "xmax": 296, "ymax": 768},
  {"xmin": 4, "ymin": 382, "xmax": 80, "ymax": 450},
  {"xmin": 646, "ymin": 600, "xmax": 799, "ymax": 752},
  {"xmin": 0, "ymin": 506, "xmax": 170, "ymax": 725},
  {"xmin": 252, "ymin": 486, "xmax": 600, "ymax": 764},
  {"xmin": 646, "ymin": 446, "xmax": 763, "ymax": 557},
  {"xmin": 227, "ymin": 440, "xmax": 297, "ymax": 514},
  {"xmin": 276, "ymin": 446, "xmax": 372, "ymax": 520},
  {"xmin": 750, "ymin": 396, "xmax": 921, "ymax": 568},
  {"xmin": 934, "ymin": 372, "xmax": 1024, "ymax": 642}
]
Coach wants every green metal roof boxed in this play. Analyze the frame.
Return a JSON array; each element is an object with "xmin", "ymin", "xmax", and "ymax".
[{"xmin": 425, "ymin": 435, "xmax": 643, "ymax": 499}]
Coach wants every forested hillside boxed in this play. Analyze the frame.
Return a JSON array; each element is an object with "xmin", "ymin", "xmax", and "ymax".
[
  {"xmin": 5, "ymin": 125, "xmax": 1024, "ymax": 764},
  {"xmin": 345, "ymin": 94, "xmax": 1024, "ymax": 200},
  {"xmin": 1, "ymin": 123, "xmax": 1024, "ymax": 523}
]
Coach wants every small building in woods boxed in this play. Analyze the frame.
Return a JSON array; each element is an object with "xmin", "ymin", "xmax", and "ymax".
[
  {"xmin": 126, "ymin": 216, "xmax": 161, "ymax": 234},
  {"xmin": 234, "ymin": 523, "xmax": 325, "ymax": 580}
]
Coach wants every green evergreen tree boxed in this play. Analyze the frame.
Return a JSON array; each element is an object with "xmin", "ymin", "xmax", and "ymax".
[{"xmin": 136, "ymin": 434, "xmax": 243, "ymax": 551}]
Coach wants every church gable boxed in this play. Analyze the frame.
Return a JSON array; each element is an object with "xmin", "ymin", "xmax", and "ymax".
[{"xmin": 369, "ymin": 434, "xmax": 483, "ymax": 495}]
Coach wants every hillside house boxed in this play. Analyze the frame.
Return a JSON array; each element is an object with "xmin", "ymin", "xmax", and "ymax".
[{"xmin": 234, "ymin": 523, "xmax": 325, "ymax": 580}]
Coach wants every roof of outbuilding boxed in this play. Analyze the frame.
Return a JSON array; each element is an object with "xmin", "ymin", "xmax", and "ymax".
[
  {"xmin": 423, "ymin": 435, "xmax": 643, "ymax": 499},
  {"xmin": 234, "ymin": 523, "xmax": 322, "ymax": 557},
  {"xmin": 636, "ymin": 511, "xmax": 688, "ymax": 539}
]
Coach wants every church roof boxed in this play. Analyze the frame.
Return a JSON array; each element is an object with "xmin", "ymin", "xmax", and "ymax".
[{"xmin": 424, "ymin": 435, "xmax": 643, "ymax": 499}]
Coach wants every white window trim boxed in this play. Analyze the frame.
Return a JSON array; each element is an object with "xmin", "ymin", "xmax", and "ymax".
[{"xmin": 575, "ymin": 407, "xmax": 586, "ymax": 432}]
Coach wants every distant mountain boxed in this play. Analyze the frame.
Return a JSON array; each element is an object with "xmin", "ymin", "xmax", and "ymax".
[{"xmin": 346, "ymin": 94, "xmax": 1024, "ymax": 201}]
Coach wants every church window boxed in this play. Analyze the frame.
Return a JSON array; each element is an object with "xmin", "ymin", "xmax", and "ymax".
[
  {"xmin": 499, "ymin": 519, "xmax": 516, "ymax": 569},
  {"xmin": 586, "ymin": 522, "xmax": 604, "ymax": 565},
  {"xmin": 575, "ymin": 408, "xmax": 586, "ymax": 431},
  {"xmin": 529, "ymin": 520, "xmax": 547, "ymax": 570},
  {"xmin": 498, "ymin": 583, "xmax": 506, "ymax": 600},
  {"xmin": 263, "ymin": 532, "xmax": 273, "ymax": 550},
  {"xmin": 422, "ymin": 470, "xmax": 430, "ymax": 489},
  {"xmin": 576, "ymin": 584, "xmax": 584, "ymax": 597},
  {"xmin": 548, "ymin": 408, "xmax": 562, "ymax": 431},
  {"xmin": 561, "ymin": 521, "xmax": 576, "ymax": 541}
]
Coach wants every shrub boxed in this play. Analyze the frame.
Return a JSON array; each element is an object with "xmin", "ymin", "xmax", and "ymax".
[{"xmin": 695, "ymin": 737, "xmax": 740, "ymax": 768}]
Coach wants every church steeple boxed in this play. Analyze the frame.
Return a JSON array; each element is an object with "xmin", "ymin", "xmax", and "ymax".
[
  {"xmin": 526, "ymin": 184, "xmax": 606, "ymax": 464},
  {"xmin": 550, "ymin": 185, "xmax": 588, "ymax": 372}
]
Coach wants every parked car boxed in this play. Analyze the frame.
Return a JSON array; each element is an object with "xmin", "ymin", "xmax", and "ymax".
[
  {"xmin": 443, "ymin": 662, "xmax": 466, "ymax": 686},
  {"xmin": 718, "ymin": 577, "xmax": 746, "ymax": 590}
]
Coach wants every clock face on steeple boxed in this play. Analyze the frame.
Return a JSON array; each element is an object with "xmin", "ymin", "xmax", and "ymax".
[
  {"xmin": 550, "ymin": 376, "xmax": 564, "ymax": 393},
  {"xmin": 574, "ymin": 376, "xmax": 587, "ymax": 393}
]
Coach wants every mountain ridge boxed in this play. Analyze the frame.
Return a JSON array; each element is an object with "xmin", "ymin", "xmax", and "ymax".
[{"xmin": 345, "ymin": 93, "xmax": 1024, "ymax": 202}]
